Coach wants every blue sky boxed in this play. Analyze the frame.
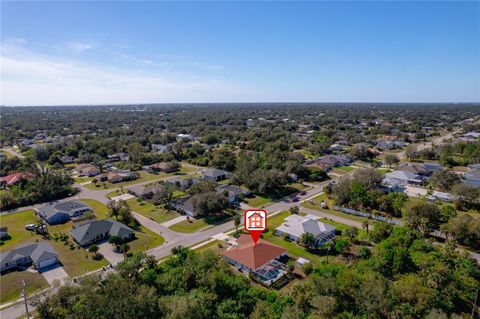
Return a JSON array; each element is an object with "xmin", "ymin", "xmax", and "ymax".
[{"xmin": 1, "ymin": 1, "xmax": 479, "ymax": 105}]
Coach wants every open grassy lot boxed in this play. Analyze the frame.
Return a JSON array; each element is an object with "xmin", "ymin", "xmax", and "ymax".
[
  {"xmin": 169, "ymin": 218, "xmax": 210, "ymax": 233},
  {"xmin": 337, "ymin": 165, "xmax": 355, "ymax": 172},
  {"xmin": 193, "ymin": 240, "xmax": 226, "ymax": 254},
  {"xmin": 129, "ymin": 225, "xmax": 164, "ymax": 252},
  {"xmin": 0, "ymin": 271, "xmax": 49, "ymax": 304},
  {"xmin": 79, "ymin": 199, "xmax": 109, "ymax": 219},
  {"xmin": 0, "ymin": 210, "xmax": 40, "ymax": 249},
  {"xmin": 84, "ymin": 171, "xmax": 169, "ymax": 190},
  {"xmin": 126, "ymin": 198, "xmax": 179, "ymax": 223},
  {"xmin": 74, "ymin": 176, "xmax": 92, "ymax": 184},
  {"xmin": 244, "ymin": 195, "xmax": 272, "ymax": 208}
]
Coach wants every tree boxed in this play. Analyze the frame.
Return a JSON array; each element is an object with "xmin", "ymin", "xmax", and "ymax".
[
  {"xmin": 350, "ymin": 144, "xmax": 371, "ymax": 160},
  {"xmin": 107, "ymin": 200, "xmax": 123, "ymax": 220},
  {"xmin": 362, "ymin": 220, "xmax": 370, "ymax": 235},
  {"xmin": 352, "ymin": 167, "xmax": 383, "ymax": 189},
  {"xmin": 331, "ymin": 177, "xmax": 351, "ymax": 205},
  {"xmin": 344, "ymin": 226, "xmax": 359, "ymax": 240},
  {"xmin": 289, "ymin": 206, "xmax": 300, "ymax": 215},
  {"xmin": 429, "ymin": 170, "xmax": 461, "ymax": 192},
  {"xmin": 300, "ymin": 232, "xmax": 316, "ymax": 249},
  {"xmin": 119, "ymin": 243, "xmax": 130, "ymax": 260},
  {"xmin": 451, "ymin": 183, "xmax": 480, "ymax": 210},
  {"xmin": 405, "ymin": 144, "xmax": 418, "ymax": 161},
  {"xmin": 109, "ymin": 235, "xmax": 123, "ymax": 250},
  {"xmin": 384, "ymin": 154, "xmax": 399, "ymax": 168},
  {"xmin": 359, "ymin": 246, "xmax": 372, "ymax": 259},
  {"xmin": 445, "ymin": 214, "xmax": 480, "ymax": 248},
  {"xmin": 369, "ymin": 222, "xmax": 393, "ymax": 243},
  {"xmin": 402, "ymin": 200, "xmax": 442, "ymax": 236},
  {"xmin": 88, "ymin": 244, "xmax": 99, "ymax": 258},
  {"xmin": 192, "ymin": 191, "xmax": 229, "ymax": 215},
  {"xmin": 335, "ymin": 238, "xmax": 350, "ymax": 254},
  {"xmin": 234, "ymin": 215, "xmax": 241, "ymax": 233}
]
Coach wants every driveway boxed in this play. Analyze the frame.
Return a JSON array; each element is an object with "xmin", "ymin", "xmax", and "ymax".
[
  {"xmin": 40, "ymin": 265, "xmax": 70, "ymax": 285},
  {"xmin": 160, "ymin": 215, "xmax": 187, "ymax": 228},
  {"xmin": 110, "ymin": 193, "xmax": 135, "ymax": 202},
  {"xmin": 98, "ymin": 242, "xmax": 124, "ymax": 265}
]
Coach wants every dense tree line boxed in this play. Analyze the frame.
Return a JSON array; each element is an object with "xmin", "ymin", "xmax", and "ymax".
[{"xmin": 33, "ymin": 226, "xmax": 479, "ymax": 319}]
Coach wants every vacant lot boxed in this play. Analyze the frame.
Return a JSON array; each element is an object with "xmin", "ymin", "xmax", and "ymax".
[
  {"xmin": 301, "ymin": 193, "xmax": 370, "ymax": 223},
  {"xmin": 126, "ymin": 198, "xmax": 179, "ymax": 223},
  {"xmin": 0, "ymin": 270, "xmax": 49, "ymax": 304},
  {"xmin": 169, "ymin": 218, "xmax": 210, "ymax": 233},
  {"xmin": 0, "ymin": 210, "xmax": 39, "ymax": 249},
  {"xmin": 129, "ymin": 225, "xmax": 165, "ymax": 252}
]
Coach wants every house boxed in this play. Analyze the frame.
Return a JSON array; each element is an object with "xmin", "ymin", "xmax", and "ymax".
[
  {"xmin": 216, "ymin": 184, "xmax": 251, "ymax": 205},
  {"xmin": 222, "ymin": 235, "xmax": 288, "ymax": 286},
  {"xmin": 202, "ymin": 168, "xmax": 230, "ymax": 181},
  {"xmin": 151, "ymin": 144, "xmax": 169, "ymax": 153},
  {"xmin": 375, "ymin": 140, "xmax": 405, "ymax": 150},
  {"xmin": 75, "ymin": 164, "xmax": 100, "ymax": 177},
  {"xmin": 1, "ymin": 241, "xmax": 59, "ymax": 272},
  {"xmin": 427, "ymin": 191, "xmax": 453, "ymax": 202},
  {"xmin": 0, "ymin": 227, "xmax": 8, "ymax": 239},
  {"xmin": 71, "ymin": 219, "xmax": 135, "ymax": 246},
  {"xmin": 61, "ymin": 155, "xmax": 75, "ymax": 164},
  {"xmin": 147, "ymin": 162, "xmax": 179, "ymax": 173},
  {"xmin": 36, "ymin": 200, "xmax": 92, "ymax": 225},
  {"xmin": 275, "ymin": 214, "xmax": 336, "ymax": 247},
  {"xmin": 0, "ymin": 172, "xmax": 30, "ymax": 186},
  {"xmin": 384, "ymin": 170, "xmax": 424, "ymax": 186},
  {"xmin": 95, "ymin": 170, "xmax": 139, "ymax": 183},
  {"xmin": 306, "ymin": 155, "xmax": 351, "ymax": 172},
  {"xmin": 127, "ymin": 183, "xmax": 164, "ymax": 199},
  {"xmin": 464, "ymin": 169, "xmax": 480, "ymax": 187},
  {"xmin": 107, "ymin": 152, "xmax": 130, "ymax": 162},
  {"xmin": 172, "ymin": 196, "xmax": 199, "ymax": 217},
  {"xmin": 165, "ymin": 176, "xmax": 200, "ymax": 190},
  {"xmin": 399, "ymin": 163, "xmax": 440, "ymax": 177}
]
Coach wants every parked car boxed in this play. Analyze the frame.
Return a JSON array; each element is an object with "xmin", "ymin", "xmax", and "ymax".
[
  {"xmin": 292, "ymin": 197, "xmax": 300, "ymax": 202},
  {"xmin": 25, "ymin": 224, "xmax": 36, "ymax": 231},
  {"xmin": 299, "ymin": 191, "xmax": 307, "ymax": 196}
]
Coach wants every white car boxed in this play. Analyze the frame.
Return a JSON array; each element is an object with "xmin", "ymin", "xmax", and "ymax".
[{"xmin": 25, "ymin": 224, "xmax": 36, "ymax": 231}]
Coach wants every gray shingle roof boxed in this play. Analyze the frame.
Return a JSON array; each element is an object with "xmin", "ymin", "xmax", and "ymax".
[
  {"xmin": 1, "ymin": 241, "xmax": 58, "ymax": 267},
  {"xmin": 37, "ymin": 200, "xmax": 91, "ymax": 220},
  {"xmin": 70, "ymin": 219, "xmax": 134, "ymax": 245}
]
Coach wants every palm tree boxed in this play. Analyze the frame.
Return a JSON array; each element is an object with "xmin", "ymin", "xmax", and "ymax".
[
  {"xmin": 119, "ymin": 243, "xmax": 130, "ymax": 260},
  {"xmin": 88, "ymin": 244, "xmax": 99, "ymax": 259},
  {"xmin": 234, "ymin": 215, "xmax": 241, "ymax": 233},
  {"xmin": 107, "ymin": 200, "xmax": 122, "ymax": 220},
  {"xmin": 362, "ymin": 220, "xmax": 369, "ymax": 235}
]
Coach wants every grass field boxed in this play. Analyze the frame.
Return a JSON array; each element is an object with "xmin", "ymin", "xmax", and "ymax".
[
  {"xmin": 126, "ymin": 198, "xmax": 179, "ymax": 223},
  {"xmin": 83, "ymin": 171, "xmax": 169, "ymax": 190},
  {"xmin": 244, "ymin": 195, "xmax": 272, "ymax": 208},
  {"xmin": 0, "ymin": 271, "xmax": 49, "ymax": 304},
  {"xmin": 74, "ymin": 176, "xmax": 92, "ymax": 184},
  {"xmin": 169, "ymin": 218, "xmax": 210, "ymax": 233},
  {"xmin": 0, "ymin": 210, "xmax": 40, "ymax": 249},
  {"xmin": 79, "ymin": 199, "xmax": 109, "ymax": 219},
  {"xmin": 129, "ymin": 225, "xmax": 164, "ymax": 252}
]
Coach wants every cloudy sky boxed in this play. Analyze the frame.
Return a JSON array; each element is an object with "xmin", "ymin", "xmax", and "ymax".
[{"xmin": 1, "ymin": 1, "xmax": 479, "ymax": 106}]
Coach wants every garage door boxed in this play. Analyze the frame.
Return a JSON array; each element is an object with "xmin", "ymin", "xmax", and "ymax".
[{"xmin": 38, "ymin": 257, "xmax": 57, "ymax": 269}]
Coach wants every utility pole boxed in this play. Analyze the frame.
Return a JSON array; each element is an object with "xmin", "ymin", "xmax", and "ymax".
[
  {"xmin": 21, "ymin": 279, "xmax": 30, "ymax": 319},
  {"xmin": 472, "ymin": 288, "xmax": 478, "ymax": 319}
]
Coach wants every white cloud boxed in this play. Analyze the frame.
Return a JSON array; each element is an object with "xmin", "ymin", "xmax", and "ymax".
[
  {"xmin": 53, "ymin": 41, "xmax": 95, "ymax": 54},
  {"xmin": 0, "ymin": 43, "xmax": 258, "ymax": 106}
]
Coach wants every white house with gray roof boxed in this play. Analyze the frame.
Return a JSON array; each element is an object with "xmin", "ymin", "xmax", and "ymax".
[
  {"xmin": 202, "ymin": 168, "xmax": 230, "ymax": 181},
  {"xmin": 1, "ymin": 241, "xmax": 59, "ymax": 272},
  {"xmin": 276, "ymin": 214, "xmax": 336, "ymax": 247},
  {"xmin": 36, "ymin": 200, "xmax": 92, "ymax": 225},
  {"xmin": 71, "ymin": 219, "xmax": 134, "ymax": 246}
]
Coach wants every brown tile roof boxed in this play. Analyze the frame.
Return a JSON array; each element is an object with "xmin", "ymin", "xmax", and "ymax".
[{"xmin": 223, "ymin": 234, "xmax": 287, "ymax": 270}]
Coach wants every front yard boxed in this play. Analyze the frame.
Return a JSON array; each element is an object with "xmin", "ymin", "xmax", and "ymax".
[{"xmin": 169, "ymin": 218, "xmax": 210, "ymax": 233}]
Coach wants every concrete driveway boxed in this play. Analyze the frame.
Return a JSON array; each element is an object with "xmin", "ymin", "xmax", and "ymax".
[
  {"xmin": 110, "ymin": 193, "xmax": 135, "ymax": 202},
  {"xmin": 40, "ymin": 265, "xmax": 70, "ymax": 285},
  {"xmin": 98, "ymin": 242, "xmax": 124, "ymax": 265}
]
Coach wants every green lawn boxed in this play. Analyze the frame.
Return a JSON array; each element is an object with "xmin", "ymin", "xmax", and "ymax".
[
  {"xmin": 193, "ymin": 240, "xmax": 224, "ymax": 253},
  {"xmin": 337, "ymin": 165, "xmax": 355, "ymax": 172},
  {"xmin": 79, "ymin": 199, "xmax": 109, "ymax": 219},
  {"xmin": 84, "ymin": 171, "xmax": 169, "ymax": 190},
  {"xmin": 126, "ymin": 198, "xmax": 179, "ymax": 223},
  {"xmin": 169, "ymin": 218, "xmax": 210, "ymax": 233},
  {"xmin": 244, "ymin": 195, "xmax": 272, "ymax": 208},
  {"xmin": 0, "ymin": 150, "xmax": 14, "ymax": 159},
  {"xmin": 0, "ymin": 271, "xmax": 49, "ymax": 304},
  {"xmin": 129, "ymin": 225, "xmax": 164, "ymax": 252},
  {"xmin": 0, "ymin": 210, "xmax": 40, "ymax": 249},
  {"xmin": 74, "ymin": 176, "xmax": 92, "ymax": 184}
]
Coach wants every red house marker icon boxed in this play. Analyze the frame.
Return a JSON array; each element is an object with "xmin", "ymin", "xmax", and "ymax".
[{"xmin": 244, "ymin": 209, "xmax": 267, "ymax": 244}]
